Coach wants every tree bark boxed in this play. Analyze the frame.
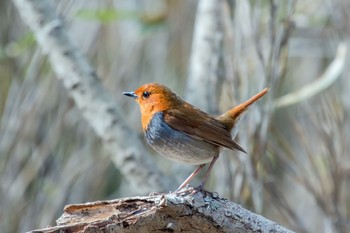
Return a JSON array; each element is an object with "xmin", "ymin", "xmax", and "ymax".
[
  {"xmin": 186, "ymin": 0, "xmax": 225, "ymax": 113},
  {"xmin": 28, "ymin": 187, "xmax": 295, "ymax": 233},
  {"xmin": 12, "ymin": 0, "xmax": 175, "ymax": 193}
]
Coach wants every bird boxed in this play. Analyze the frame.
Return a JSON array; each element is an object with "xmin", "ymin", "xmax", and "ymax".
[{"xmin": 123, "ymin": 83, "xmax": 269, "ymax": 191}]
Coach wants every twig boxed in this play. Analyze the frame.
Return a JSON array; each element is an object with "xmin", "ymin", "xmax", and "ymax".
[
  {"xmin": 13, "ymin": 0, "xmax": 174, "ymax": 193},
  {"xmin": 273, "ymin": 43, "xmax": 347, "ymax": 109}
]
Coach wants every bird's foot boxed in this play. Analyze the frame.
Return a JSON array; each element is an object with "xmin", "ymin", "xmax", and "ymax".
[
  {"xmin": 174, "ymin": 184, "xmax": 207, "ymax": 196},
  {"xmin": 174, "ymin": 184, "xmax": 195, "ymax": 196},
  {"xmin": 195, "ymin": 183, "xmax": 205, "ymax": 192}
]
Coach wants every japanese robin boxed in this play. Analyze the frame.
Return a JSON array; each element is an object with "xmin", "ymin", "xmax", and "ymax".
[{"xmin": 123, "ymin": 83, "xmax": 268, "ymax": 191}]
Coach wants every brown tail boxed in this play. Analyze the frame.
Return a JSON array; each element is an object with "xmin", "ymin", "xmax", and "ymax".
[{"xmin": 217, "ymin": 88, "xmax": 269, "ymax": 130}]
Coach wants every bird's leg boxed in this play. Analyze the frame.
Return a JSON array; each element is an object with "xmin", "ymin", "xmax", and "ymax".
[
  {"xmin": 196, "ymin": 155, "xmax": 219, "ymax": 191},
  {"xmin": 176, "ymin": 164, "xmax": 205, "ymax": 191}
]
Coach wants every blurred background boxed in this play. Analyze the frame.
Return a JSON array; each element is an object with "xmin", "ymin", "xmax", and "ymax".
[{"xmin": 1, "ymin": 0, "xmax": 349, "ymax": 232}]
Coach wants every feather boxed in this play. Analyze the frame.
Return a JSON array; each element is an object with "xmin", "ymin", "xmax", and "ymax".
[{"xmin": 163, "ymin": 106, "xmax": 246, "ymax": 153}]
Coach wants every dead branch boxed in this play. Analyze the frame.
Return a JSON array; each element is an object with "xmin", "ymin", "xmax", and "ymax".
[
  {"xmin": 12, "ymin": 0, "xmax": 174, "ymax": 193},
  {"xmin": 186, "ymin": 0, "xmax": 225, "ymax": 112},
  {"xmin": 29, "ymin": 187, "xmax": 295, "ymax": 233}
]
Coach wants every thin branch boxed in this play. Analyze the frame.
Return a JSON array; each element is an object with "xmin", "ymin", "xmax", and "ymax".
[
  {"xmin": 273, "ymin": 43, "xmax": 347, "ymax": 109},
  {"xmin": 13, "ymin": 0, "xmax": 174, "ymax": 193}
]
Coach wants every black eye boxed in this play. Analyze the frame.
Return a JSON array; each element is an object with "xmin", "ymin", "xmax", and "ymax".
[{"xmin": 142, "ymin": 91, "xmax": 150, "ymax": 98}]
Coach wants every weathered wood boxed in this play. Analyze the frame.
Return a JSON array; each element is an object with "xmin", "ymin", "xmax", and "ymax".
[{"xmin": 30, "ymin": 187, "xmax": 294, "ymax": 233}]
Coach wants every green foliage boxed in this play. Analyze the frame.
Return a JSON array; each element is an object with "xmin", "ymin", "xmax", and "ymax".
[
  {"xmin": 75, "ymin": 9, "xmax": 166, "ymax": 33},
  {"xmin": 5, "ymin": 33, "xmax": 35, "ymax": 57},
  {"xmin": 75, "ymin": 9, "xmax": 140, "ymax": 23}
]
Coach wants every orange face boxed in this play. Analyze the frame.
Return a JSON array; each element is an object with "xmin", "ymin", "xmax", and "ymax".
[{"xmin": 123, "ymin": 83, "xmax": 183, "ymax": 130}]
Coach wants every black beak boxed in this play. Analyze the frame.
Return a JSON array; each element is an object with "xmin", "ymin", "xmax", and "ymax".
[{"xmin": 123, "ymin": 92, "xmax": 138, "ymax": 99}]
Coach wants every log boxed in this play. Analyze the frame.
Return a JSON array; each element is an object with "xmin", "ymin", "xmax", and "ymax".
[{"xmin": 30, "ymin": 187, "xmax": 294, "ymax": 233}]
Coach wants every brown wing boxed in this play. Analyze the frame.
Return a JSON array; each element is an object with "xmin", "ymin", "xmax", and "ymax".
[{"xmin": 163, "ymin": 106, "xmax": 246, "ymax": 153}]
